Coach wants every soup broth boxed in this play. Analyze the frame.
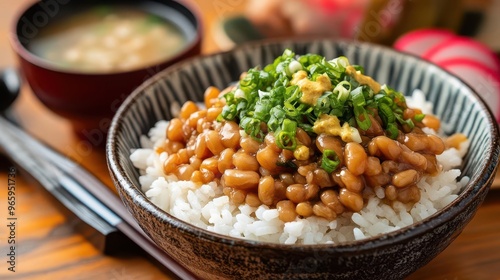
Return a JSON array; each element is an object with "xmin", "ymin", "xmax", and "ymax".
[{"xmin": 28, "ymin": 6, "xmax": 188, "ymax": 72}]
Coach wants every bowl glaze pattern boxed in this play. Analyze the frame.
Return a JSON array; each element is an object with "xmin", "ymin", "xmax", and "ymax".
[{"xmin": 107, "ymin": 39, "xmax": 500, "ymax": 279}]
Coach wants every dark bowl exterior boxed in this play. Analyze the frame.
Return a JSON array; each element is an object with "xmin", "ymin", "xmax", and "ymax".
[
  {"xmin": 10, "ymin": 0, "xmax": 202, "ymax": 132},
  {"xmin": 107, "ymin": 39, "xmax": 500, "ymax": 279}
]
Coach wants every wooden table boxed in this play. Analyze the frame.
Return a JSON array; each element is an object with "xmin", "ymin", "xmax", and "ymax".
[{"xmin": 1, "ymin": 1, "xmax": 499, "ymax": 279}]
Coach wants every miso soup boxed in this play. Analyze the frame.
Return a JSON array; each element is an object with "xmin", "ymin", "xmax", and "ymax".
[{"xmin": 28, "ymin": 6, "xmax": 188, "ymax": 72}]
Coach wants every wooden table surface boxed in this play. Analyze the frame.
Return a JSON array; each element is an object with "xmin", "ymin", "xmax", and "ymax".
[{"xmin": 1, "ymin": 1, "xmax": 500, "ymax": 279}]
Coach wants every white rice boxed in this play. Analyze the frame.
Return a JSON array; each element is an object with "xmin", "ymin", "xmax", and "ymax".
[{"xmin": 130, "ymin": 90, "xmax": 469, "ymax": 244}]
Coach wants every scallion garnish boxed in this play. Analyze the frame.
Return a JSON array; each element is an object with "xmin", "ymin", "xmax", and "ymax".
[
  {"xmin": 351, "ymin": 87, "xmax": 372, "ymax": 131},
  {"xmin": 334, "ymin": 81, "xmax": 351, "ymax": 103},
  {"xmin": 414, "ymin": 113, "xmax": 425, "ymax": 122},
  {"xmin": 378, "ymin": 103, "xmax": 395, "ymax": 126},
  {"xmin": 354, "ymin": 105, "xmax": 371, "ymax": 131},
  {"xmin": 385, "ymin": 123, "xmax": 399, "ymax": 139},
  {"xmin": 321, "ymin": 149, "xmax": 340, "ymax": 173},
  {"xmin": 220, "ymin": 103, "xmax": 237, "ymax": 120},
  {"xmin": 240, "ymin": 117, "xmax": 264, "ymax": 140},
  {"xmin": 396, "ymin": 114, "xmax": 415, "ymax": 130},
  {"xmin": 276, "ymin": 119, "xmax": 297, "ymax": 150},
  {"xmin": 219, "ymin": 49, "xmax": 415, "ymax": 155}
]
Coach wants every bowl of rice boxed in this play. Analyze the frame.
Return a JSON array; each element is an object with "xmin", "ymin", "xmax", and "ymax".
[{"xmin": 107, "ymin": 39, "xmax": 500, "ymax": 279}]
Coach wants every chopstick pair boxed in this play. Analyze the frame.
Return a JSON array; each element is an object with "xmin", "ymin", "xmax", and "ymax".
[{"xmin": 0, "ymin": 116, "xmax": 196, "ymax": 280}]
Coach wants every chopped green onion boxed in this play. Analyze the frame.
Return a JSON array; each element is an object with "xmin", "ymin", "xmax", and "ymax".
[
  {"xmin": 350, "ymin": 87, "xmax": 372, "ymax": 130},
  {"xmin": 219, "ymin": 49, "xmax": 416, "ymax": 151},
  {"xmin": 396, "ymin": 114, "xmax": 415, "ymax": 129},
  {"xmin": 254, "ymin": 99, "xmax": 272, "ymax": 121},
  {"xmin": 374, "ymin": 94, "xmax": 394, "ymax": 107},
  {"xmin": 283, "ymin": 49, "xmax": 294, "ymax": 58},
  {"xmin": 240, "ymin": 117, "xmax": 263, "ymax": 140},
  {"xmin": 350, "ymin": 87, "xmax": 366, "ymax": 107},
  {"xmin": 386, "ymin": 123, "xmax": 399, "ymax": 139},
  {"xmin": 334, "ymin": 81, "xmax": 351, "ymax": 103},
  {"xmin": 299, "ymin": 54, "xmax": 324, "ymax": 67},
  {"xmin": 276, "ymin": 119, "xmax": 297, "ymax": 150},
  {"xmin": 329, "ymin": 56, "xmax": 349, "ymax": 70},
  {"xmin": 288, "ymin": 60, "xmax": 303, "ymax": 74},
  {"xmin": 414, "ymin": 113, "xmax": 425, "ymax": 122},
  {"xmin": 352, "ymin": 65, "xmax": 364, "ymax": 74},
  {"xmin": 267, "ymin": 106, "xmax": 286, "ymax": 132},
  {"xmin": 221, "ymin": 104, "xmax": 237, "ymax": 120},
  {"xmin": 321, "ymin": 150, "xmax": 340, "ymax": 173},
  {"xmin": 354, "ymin": 105, "xmax": 371, "ymax": 131},
  {"xmin": 378, "ymin": 103, "xmax": 395, "ymax": 126}
]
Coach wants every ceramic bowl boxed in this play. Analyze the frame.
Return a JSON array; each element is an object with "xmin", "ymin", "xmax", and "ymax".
[
  {"xmin": 10, "ymin": 0, "xmax": 202, "ymax": 135},
  {"xmin": 107, "ymin": 39, "xmax": 500, "ymax": 279}
]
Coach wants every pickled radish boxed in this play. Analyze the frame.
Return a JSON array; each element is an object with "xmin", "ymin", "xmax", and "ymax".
[
  {"xmin": 394, "ymin": 29, "xmax": 500, "ymax": 121},
  {"xmin": 440, "ymin": 59, "xmax": 500, "ymax": 121},
  {"xmin": 393, "ymin": 29, "xmax": 455, "ymax": 56},
  {"xmin": 423, "ymin": 37, "xmax": 500, "ymax": 73}
]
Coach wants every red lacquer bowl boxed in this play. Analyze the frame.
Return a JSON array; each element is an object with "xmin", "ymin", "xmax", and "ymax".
[{"xmin": 10, "ymin": 0, "xmax": 203, "ymax": 137}]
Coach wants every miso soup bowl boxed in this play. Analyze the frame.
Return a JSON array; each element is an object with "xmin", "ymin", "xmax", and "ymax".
[
  {"xmin": 107, "ymin": 39, "xmax": 500, "ymax": 279},
  {"xmin": 10, "ymin": 0, "xmax": 202, "ymax": 136}
]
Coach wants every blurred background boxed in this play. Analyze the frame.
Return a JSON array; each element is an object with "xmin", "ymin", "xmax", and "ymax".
[
  {"xmin": 214, "ymin": 0, "xmax": 500, "ymax": 52},
  {"xmin": 4, "ymin": 0, "xmax": 498, "ymax": 59}
]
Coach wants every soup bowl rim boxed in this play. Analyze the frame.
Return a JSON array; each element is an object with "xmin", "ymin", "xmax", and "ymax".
[{"xmin": 9, "ymin": 0, "xmax": 203, "ymax": 76}]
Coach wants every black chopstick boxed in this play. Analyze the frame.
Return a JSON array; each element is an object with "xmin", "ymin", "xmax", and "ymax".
[{"xmin": 0, "ymin": 116, "xmax": 197, "ymax": 280}]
